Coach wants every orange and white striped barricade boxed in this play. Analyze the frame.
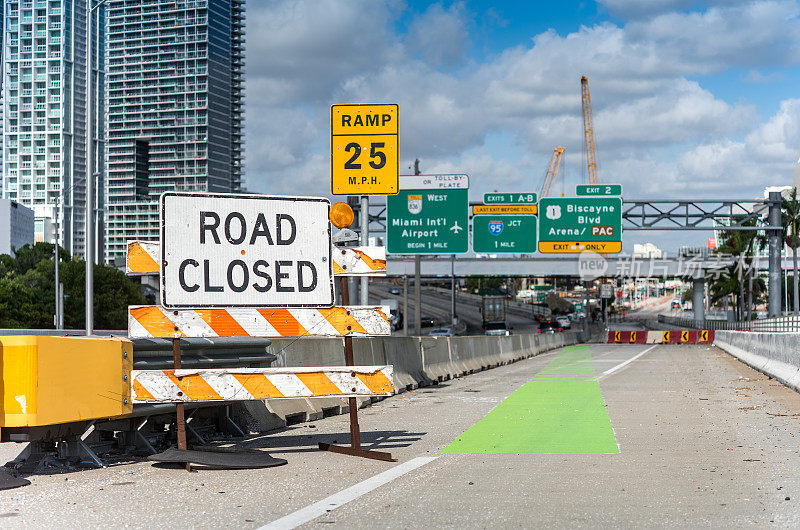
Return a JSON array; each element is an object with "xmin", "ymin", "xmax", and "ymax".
[
  {"xmin": 132, "ymin": 366, "xmax": 394, "ymax": 403},
  {"xmin": 126, "ymin": 240, "xmax": 386, "ymax": 277},
  {"xmin": 125, "ymin": 250, "xmax": 395, "ymax": 461},
  {"xmin": 128, "ymin": 305, "xmax": 391, "ymax": 339}
]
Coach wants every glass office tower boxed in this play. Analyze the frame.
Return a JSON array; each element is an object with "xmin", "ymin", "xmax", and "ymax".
[
  {"xmin": 104, "ymin": 0, "xmax": 244, "ymax": 264},
  {"xmin": 2, "ymin": 0, "xmax": 104, "ymax": 259}
]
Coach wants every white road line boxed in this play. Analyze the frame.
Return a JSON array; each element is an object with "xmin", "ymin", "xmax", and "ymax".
[
  {"xmin": 598, "ymin": 345, "xmax": 658, "ymax": 381},
  {"xmin": 260, "ymin": 456, "xmax": 438, "ymax": 530}
]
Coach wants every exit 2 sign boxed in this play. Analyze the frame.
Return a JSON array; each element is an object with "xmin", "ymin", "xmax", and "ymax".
[{"xmin": 576, "ymin": 184, "xmax": 622, "ymax": 196}]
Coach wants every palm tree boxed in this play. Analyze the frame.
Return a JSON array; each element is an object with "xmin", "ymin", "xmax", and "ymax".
[
  {"xmin": 782, "ymin": 188, "xmax": 800, "ymax": 314},
  {"xmin": 714, "ymin": 219, "xmax": 765, "ymax": 320}
]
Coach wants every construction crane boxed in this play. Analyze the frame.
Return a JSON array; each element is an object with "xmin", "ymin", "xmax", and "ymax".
[
  {"xmin": 580, "ymin": 75, "xmax": 598, "ymax": 184},
  {"xmin": 539, "ymin": 146, "xmax": 565, "ymax": 198}
]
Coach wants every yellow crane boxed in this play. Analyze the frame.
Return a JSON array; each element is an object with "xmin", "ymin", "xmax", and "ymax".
[
  {"xmin": 581, "ymin": 75, "xmax": 598, "ymax": 184},
  {"xmin": 539, "ymin": 146, "xmax": 565, "ymax": 198}
]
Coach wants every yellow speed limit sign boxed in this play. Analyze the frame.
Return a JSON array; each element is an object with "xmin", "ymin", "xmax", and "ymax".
[{"xmin": 331, "ymin": 104, "xmax": 398, "ymax": 195}]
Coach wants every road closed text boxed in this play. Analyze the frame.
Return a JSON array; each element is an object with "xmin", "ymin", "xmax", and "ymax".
[{"xmin": 161, "ymin": 193, "xmax": 333, "ymax": 308}]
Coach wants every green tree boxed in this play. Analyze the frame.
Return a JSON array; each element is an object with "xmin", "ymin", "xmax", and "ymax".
[
  {"xmin": 0, "ymin": 247, "xmax": 148, "ymax": 330},
  {"xmin": 712, "ymin": 218, "xmax": 765, "ymax": 320},
  {"xmin": 13, "ymin": 242, "xmax": 69, "ymax": 274}
]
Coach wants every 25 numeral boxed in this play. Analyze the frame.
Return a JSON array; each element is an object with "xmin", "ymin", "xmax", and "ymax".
[{"xmin": 344, "ymin": 142, "xmax": 386, "ymax": 170}]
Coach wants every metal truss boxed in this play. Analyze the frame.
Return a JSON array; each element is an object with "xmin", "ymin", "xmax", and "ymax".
[
  {"xmin": 621, "ymin": 199, "xmax": 781, "ymax": 231},
  {"xmin": 358, "ymin": 198, "xmax": 783, "ymax": 234}
]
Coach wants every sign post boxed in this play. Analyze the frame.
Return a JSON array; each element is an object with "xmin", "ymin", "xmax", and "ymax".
[
  {"xmin": 538, "ymin": 197, "xmax": 622, "ymax": 253},
  {"xmin": 330, "ymin": 103, "xmax": 399, "ymax": 306},
  {"xmin": 387, "ymin": 174, "xmax": 469, "ymax": 254}
]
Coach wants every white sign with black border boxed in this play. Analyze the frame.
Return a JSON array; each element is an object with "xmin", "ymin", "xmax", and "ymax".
[{"xmin": 160, "ymin": 192, "xmax": 334, "ymax": 308}]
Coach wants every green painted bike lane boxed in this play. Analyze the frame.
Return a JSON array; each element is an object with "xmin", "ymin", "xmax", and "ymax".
[{"xmin": 441, "ymin": 345, "xmax": 619, "ymax": 454}]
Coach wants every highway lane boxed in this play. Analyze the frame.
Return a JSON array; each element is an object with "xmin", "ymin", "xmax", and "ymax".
[
  {"xmin": 369, "ymin": 283, "xmax": 542, "ymax": 334},
  {"xmin": 2, "ymin": 342, "xmax": 799, "ymax": 527}
]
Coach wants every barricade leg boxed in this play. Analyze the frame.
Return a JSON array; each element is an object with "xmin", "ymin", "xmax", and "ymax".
[
  {"xmin": 319, "ymin": 277, "xmax": 397, "ymax": 462},
  {"xmin": 173, "ymin": 338, "xmax": 193, "ymax": 473}
]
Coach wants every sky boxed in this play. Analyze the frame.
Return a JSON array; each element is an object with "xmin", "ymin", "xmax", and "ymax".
[{"xmin": 242, "ymin": 0, "xmax": 800, "ymax": 253}]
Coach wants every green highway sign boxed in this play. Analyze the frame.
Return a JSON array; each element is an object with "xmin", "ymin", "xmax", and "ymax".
[
  {"xmin": 538, "ymin": 197, "xmax": 622, "ymax": 253},
  {"xmin": 387, "ymin": 174, "xmax": 469, "ymax": 254},
  {"xmin": 473, "ymin": 215, "xmax": 537, "ymax": 253},
  {"xmin": 483, "ymin": 192, "xmax": 538, "ymax": 204},
  {"xmin": 576, "ymin": 184, "xmax": 622, "ymax": 196}
]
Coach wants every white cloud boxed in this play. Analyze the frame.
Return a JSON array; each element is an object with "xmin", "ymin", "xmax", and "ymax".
[
  {"xmin": 625, "ymin": 2, "xmax": 800, "ymax": 72},
  {"xmin": 674, "ymin": 99, "xmax": 800, "ymax": 196},
  {"xmin": 245, "ymin": 0, "xmax": 400, "ymax": 105},
  {"xmin": 599, "ymin": 0, "xmax": 751, "ymax": 19},
  {"xmin": 241, "ymin": 0, "xmax": 800, "ymax": 223},
  {"xmin": 405, "ymin": 2, "xmax": 471, "ymax": 67}
]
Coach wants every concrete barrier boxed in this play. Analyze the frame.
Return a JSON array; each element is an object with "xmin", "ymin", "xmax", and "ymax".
[
  {"xmin": 714, "ymin": 331, "xmax": 800, "ymax": 393},
  {"xmin": 382, "ymin": 336, "xmax": 427, "ymax": 390},
  {"xmin": 419, "ymin": 337, "xmax": 454, "ymax": 383}
]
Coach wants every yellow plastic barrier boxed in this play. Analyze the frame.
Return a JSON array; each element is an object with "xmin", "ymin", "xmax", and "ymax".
[{"xmin": 0, "ymin": 336, "xmax": 133, "ymax": 427}]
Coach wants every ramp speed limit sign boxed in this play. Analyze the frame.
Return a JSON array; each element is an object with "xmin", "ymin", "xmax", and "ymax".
[
  {"xmin": 331, "ymin": 103, "xmax": 398, "ymax": 195},
  {"xmin": 160, "ymin": 192, "xmax": 334, "ymax": 308}
]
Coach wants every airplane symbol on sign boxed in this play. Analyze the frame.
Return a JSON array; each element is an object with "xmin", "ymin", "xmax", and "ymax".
[{"xmin": 450, "ymin": 222, "xmax": 463, "ymax": 234}]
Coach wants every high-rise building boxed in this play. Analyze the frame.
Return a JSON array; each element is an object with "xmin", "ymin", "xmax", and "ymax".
[
  {"xmin": 104, "ymin": 0, "xmax": 244, "ymax": 265},
  {"xmin": 1, "ymin": 0, "xmax": 104, "ymax": 260},
  {"xmin": 0, "ymin": 198, "xmax": 34, "ymax": 256}
]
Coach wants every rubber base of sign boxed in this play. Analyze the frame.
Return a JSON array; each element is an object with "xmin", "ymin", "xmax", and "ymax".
[
  {"xmin": 148, "ymin": 447, "xmax": 287, "ymax": 469},
  {"xmin": 0, "ymin": 469, "xmax": 30, "ymax": 490}
]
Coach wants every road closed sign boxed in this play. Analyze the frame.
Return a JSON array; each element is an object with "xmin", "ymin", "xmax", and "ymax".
[{"xmin": 160, "ymin": 192, "xmax": 334, "ymax": 308}]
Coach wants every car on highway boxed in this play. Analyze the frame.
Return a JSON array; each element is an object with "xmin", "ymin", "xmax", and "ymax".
[
  {"xmin": 484, "ymin": 322, "xmax": 510, "ymax": 336},
  {"xmin": 556, "ymin": 316, "xmax": 571, "ymax": 329},
  {"xmin": 428, "ymin": 328, "xmax": 454, "ymax": 337},
  {"xmin": 389, "ymin": 287, "xmax": 400, "ymax": 295},
  {"xmin": 537, "ymin": 320, "xmax": 562, "ymax": 334},
  {"xmin": 420, "ymin": 315, "xmax": 437, "ymax": 327}
]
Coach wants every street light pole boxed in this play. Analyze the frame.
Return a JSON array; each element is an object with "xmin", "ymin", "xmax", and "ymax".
[
  {"xmin": 54, "ymin": 197, "xmax": 60, "ymax": 329},
  {"xmin": 55, "ymin": 176, "xmax": 84, "ymax": 330},
  {"xmin": 85, "ymin": 0, "xmax": 105, "ymax": 335}
]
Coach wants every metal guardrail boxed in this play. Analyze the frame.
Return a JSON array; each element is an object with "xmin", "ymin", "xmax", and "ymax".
[
  {"xmin": 132, "ymin": 337, "xmax": 275, "ymax": 370},
  {"xmin": 657, "ymin": 314, "xmax": 800, "ymax": 332}
]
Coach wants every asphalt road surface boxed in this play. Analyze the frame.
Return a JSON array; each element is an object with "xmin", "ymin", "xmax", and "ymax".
[{"xmin": 1, "ymin": 342, "xmax": 798, "ymax": 527}]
